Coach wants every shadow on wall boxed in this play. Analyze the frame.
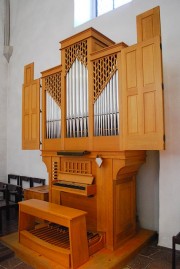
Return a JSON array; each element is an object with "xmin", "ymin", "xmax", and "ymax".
[{"xmin": 136, "ymin": 150, "xmax": 159, "ymax": 232}]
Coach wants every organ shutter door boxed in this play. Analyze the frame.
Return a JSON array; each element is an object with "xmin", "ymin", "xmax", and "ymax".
[
  {"xmin": 121, "ymin": 36, "xmax": 164, "ymax": 150},
  {"xmin": 22, "ymin": 63, "xmax": 40, "ymax": 149},
  {"xmin": 136, "ymin": 6, "xmax": 160, "ymax": 43}
]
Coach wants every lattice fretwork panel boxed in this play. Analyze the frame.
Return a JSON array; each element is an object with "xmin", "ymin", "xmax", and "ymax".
[
  {"xmin": 45, "ymin": 72, "xmax": 61, "ymax": 107},
  {"xmin": 65, "ymin": 40, "xmax": 87, "ymax": 74},
  {"xmin": 61, "ymin": 160, "xmax": 91, "ymax": 175},
  {"xmin": 93, "ymin": 54, "xmax": 117, "ymax": 103}
]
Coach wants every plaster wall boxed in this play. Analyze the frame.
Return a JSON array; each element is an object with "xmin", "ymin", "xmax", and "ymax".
[
  {"xmin": 0, "ymin": 1, "xmax": 7, "ymax": 179},
  {"xmin": 6, "ymin": 0, "xmax": 180, "ymax": 248}
]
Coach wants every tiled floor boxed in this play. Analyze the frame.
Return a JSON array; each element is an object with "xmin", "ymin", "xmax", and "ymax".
[
  {"xmin": 0, "ymin": 206, "xmax": 180, "ymax": 269},
  {"xmin": 0, "ymin": 206, "xmax": 34, "ymax": 268},
  {"xmin": 121, "ymin": 238, "xmax": 180, "ymax": 269}
]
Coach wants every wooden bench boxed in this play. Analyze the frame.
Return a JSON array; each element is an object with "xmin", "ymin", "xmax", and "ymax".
[
  {"xmin": 18, "ymin": 199, "xmax": 89, "ymax": 269},
  {"xmin": 24, "ymin": 185, "xmax": 49, "ymax": 201}
]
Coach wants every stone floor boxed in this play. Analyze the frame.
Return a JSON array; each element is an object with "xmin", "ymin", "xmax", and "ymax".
[
  {"xmin": 121, "ymin": 238, "xmax": 180, "ymax": 269},
  {"xmin": 0, "ymin": 206, "xmax": 34, "ymax": 268},
  {"xmin": 0, "ymin": 206, "xmax": 180, "ymax": 269}
]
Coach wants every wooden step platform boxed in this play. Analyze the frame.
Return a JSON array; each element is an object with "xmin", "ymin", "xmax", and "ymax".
[{"xmin": 0, "ymin": 229, "xmax": 156, "ymax": 269}]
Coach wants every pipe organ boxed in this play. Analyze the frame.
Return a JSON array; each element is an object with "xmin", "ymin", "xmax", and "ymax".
[{"xmin": 21, "ymin": 7, "xmax": 164, "ymax": 269}]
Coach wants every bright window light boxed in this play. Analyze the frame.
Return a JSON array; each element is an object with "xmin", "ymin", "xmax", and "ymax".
[
  {"xmin": 74, "ymin": 0, "xmax": 93, "ymax": 27},
  {"xmin": 74, "ymin": 0, "xmax": 133, "ymax": 27},
  {"xmin": 97, "ymin": 0, "xmax": 113, "ymax": 16}
]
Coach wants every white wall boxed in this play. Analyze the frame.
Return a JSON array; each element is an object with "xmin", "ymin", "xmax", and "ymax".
[
  {"xmin": 8, "ymin": 0, "xmax": 74, "ymax": 180},
  {"xmin": 0, "ymin": 1, "xmax": 8, "ymax": 180},
  {"xmin": 137, "ymin": 151, "xmax": 160, "ymax": 231},
  {"xmin": 158, "ymin": 0, "xmax": 180, "ymax": 247},
  {"xmin": 6, "ymin": 0, "xmax": 180, "ymax": 248}
]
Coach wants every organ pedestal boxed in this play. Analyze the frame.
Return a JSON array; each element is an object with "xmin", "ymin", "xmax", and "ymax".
[
  {"xmin": 21, "ymin": 6, "xmax": 164, "ymax": 268},
  {"xmin": 42, "ymin": 150, "xmax": 146, "ymax": 250}
]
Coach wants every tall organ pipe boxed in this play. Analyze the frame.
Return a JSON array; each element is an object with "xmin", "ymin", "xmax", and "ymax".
[{"xmin": 66, "ymin": 59, "xmax": 88, "ymax": 138}]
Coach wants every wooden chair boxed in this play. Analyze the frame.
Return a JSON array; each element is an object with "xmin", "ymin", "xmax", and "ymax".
[
  {"xmin": 19, "ymin": 176, "xmax": 31, "ymax": 199},
  {"xmin": 0, "ymin": 182, "xmax": 7, "ymax": 200},
  {"xmin": 8, "ymin": 174, "xmax": 20, "ymax": 185},
  {"xmin": 30, "ymin": 177, "xmax": 45, "ymax": 187},
  {"xmin": 7, "ymin": 184, "xmax": 23, "ymax": 203},
  {"xmin": 172, "ymin": 232, "xmax": 180, "ymax": 269},
  {"xmin": 19, "ymin": 176, "xmax": 31, "ymax": 189}
]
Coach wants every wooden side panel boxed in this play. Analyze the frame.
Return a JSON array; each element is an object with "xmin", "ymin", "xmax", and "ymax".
[
  {"xmin": 70, "ymin": 217, "xmax": 89, "ymax": 268},
  {"xmin": 114, "ymin": 177, "xmax": 136, "ymax": 247},
  {"xmin": 22, "ymin": 86, "xmax": 29, "ymax": 147},
  {"xmin": 22, "ymin": 63, "xmax": 40, "ymax": 150},
  {"xmin": 24, "ymin": 63, "xmax": 34, "ymax": 84},
  {"xmin": 137, "ymin": 6, "xmax": 160, "ymax": 42},
  {"xmin": 22, "ymin": 85, "xmax": 30, "ymax": 144},
  {"xmin": 30, "ymin": 80, "xmax": 40, "ymax": 147},
  {"xmin": 121, "ymin": 37, "xmax": 164, "ymax": 150},
  {"xmin": 60, "ymin": 192, "xmax": 97, "ymax": 231}
]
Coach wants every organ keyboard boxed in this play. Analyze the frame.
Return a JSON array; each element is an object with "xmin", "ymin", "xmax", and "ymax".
[{"xmin": 52, "ymin": 172, "xmax": 96, "ymax": 196}]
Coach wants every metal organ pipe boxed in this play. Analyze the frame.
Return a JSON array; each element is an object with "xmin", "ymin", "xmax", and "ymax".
[
  {"xmin": 46, "ymin": 91, "xmax": 61, "ymax": 139},
  {"xmin": 66, "ymin": 59, "xmax": 88, "ymax": 138},
  {"xmin": 46, "ymin": 62, "xmax": 118, "ymax": 139},
  {"xmin": 72, "ymin": 63, "xmax": 76, "ymax": 137},
  {"xmin": 94, "ymin": 70, "xmax": 119, "ymax": 136},
  {"xmin": 76, "ymin": 60, "xmax": 80, "ymax": 137},
  {"xmin": 79, "ymin": 61, "xmax": 83, "ymax": 137}
]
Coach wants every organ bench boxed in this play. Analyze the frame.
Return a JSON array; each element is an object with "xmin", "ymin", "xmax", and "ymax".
[{"xmin": 19, "ymin": 199, "xmax": 89, "ymax": 269}]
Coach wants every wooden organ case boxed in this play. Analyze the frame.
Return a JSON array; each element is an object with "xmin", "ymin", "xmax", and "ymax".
[{"xmin": 21, "ymin": 7, "xmax": 164, "ymax": 269}]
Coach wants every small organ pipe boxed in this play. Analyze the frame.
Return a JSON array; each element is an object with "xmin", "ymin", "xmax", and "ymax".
[
  {"xmin": 66, "ymin": 71, "xmax": 69, "ymax": 137},
  {"xmin": 72, "ymin": 62, "xmax": 76, "ymax": 137},
  {"xmin": 45, "ymin": 91, "xmax": 61, "ymax": 139},
  {"xmin": 68, "ymin": 67, "xmax": 72, "ymax": 138},
  {"xmin": 83, "ymin": 60, "xmax": 87, "ymax": 137},
  {"xmin": 51, "ymin": 96, "xmax": 53, "ymax": 138},
  {"xmin": 79, "ymin": 61, "xmax": 83, "ymax": 137},
  {"xmin": 46, "ymin": 91, "xmax": 48, "ymax": 138},
  {"xmin": 106, "ymin": 83, "xmax": 110, "ymax": 136},
  {"xmin": 114, "ymin": 71, "xmax": 119, "ymax": 135},
  {"xmin": 116, "ymin": 71, "xmax": 119, "ymax": 134},
  {"xmin": 109, "ymin": 78, "xmax": 113, "ymax": 135},
  {"xmin": 94, "ymin": 70, "xmax": 119, "ymax": 136},
  {"xmin": 76, "ymin": 60, "xmax": 80, "ymax": 137},
  {"xmin": 112, "ymin": 75, "xmax": 116, "ymax": 135}
]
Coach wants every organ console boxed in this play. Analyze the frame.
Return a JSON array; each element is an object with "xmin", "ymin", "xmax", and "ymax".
[
  {"xmin": 53, "ymin": 172, "xmax": 96, "ymax": 196},
  {"xmin": 21, "ymin": 6, "xmax": 164, "ymax": 269}
]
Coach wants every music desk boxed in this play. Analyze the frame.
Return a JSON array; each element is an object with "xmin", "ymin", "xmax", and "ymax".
[{"xmin": 24, "ymin": 185, "xmax": 49, "ymax": 201}]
